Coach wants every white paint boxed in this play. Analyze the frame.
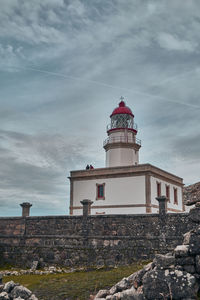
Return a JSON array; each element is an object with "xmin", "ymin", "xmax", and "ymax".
[
  {"xmin": 105, "ymin": 129, "xmax": 139, "ymax": 167},
  {"xmin": 106, "ymin": 147, "xmax": 138, "ymax": 167},
  {"xmin": 73, "ymin": 206, "xmax": 146, "ymax": 215},
  {"xmin": 150, "ymin": 176, "xmax": 183, "ymax": 212},
  {"xmin": 73, "ymin": 175, "xmax": 145, "ymax": 215}
]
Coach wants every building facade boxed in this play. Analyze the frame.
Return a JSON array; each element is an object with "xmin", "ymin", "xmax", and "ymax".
[{"xmin": 69, "ymin": 100, "xmax": 184, "ymax": 215}]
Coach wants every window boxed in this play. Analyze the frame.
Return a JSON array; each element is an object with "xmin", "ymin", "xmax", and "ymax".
[
  {"xmin": 166, "ymin": 185, "xmax": 170, "ymax": 202},
  {"xmin": 96, "ymin": 183, "xmax": 105, "ymax": 200},
  {"xmin": 174, "ymin": 188, "xmax": 178, "ymax": 205},
  {"xmin": 157, "ymin": 182, "xmax": 161, "ymax": 197}
]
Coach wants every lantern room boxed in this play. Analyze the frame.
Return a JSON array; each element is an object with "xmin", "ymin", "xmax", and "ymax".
[
  {"xmin": 107, "ymin": 100, "xmax": 138, "ymax": 133},
  {"xmin": 103, "ymin": 98, "xmax": 141, "ymax": 168}
]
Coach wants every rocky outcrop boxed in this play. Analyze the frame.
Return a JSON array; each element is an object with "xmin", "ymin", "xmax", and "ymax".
[
  {"xmin": 0, "ymin": 281, "xmax": 38, "ymax": 300},
  {"xmin": 184, "ymin": 181, "xmax": 200, "ymax": 205},
  {"xmin": 94, "ymin": 203, "xmax": 200, "ymax": 299}
]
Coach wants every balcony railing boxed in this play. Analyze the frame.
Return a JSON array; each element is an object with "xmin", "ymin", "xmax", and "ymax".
[
  {"xmin": 103, "ymin": 136, "xmax": 141, "ymax": 147},
  {"xmin": 106, "ymin": 123, "xmax": 138, "ymax": 131}
]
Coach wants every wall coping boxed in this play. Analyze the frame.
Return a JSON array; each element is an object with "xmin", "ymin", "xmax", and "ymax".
[
  {"xmin": 69, "ymin": 163, "xmax": 183, "ymax": 184},
  {"xmin": 0, "ymin": 212, "xmax": 189, "ymax": 220}
]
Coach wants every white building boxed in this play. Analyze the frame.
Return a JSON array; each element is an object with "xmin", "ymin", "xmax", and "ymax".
[{"xmin": 69, "ymin": 99, "xmax": 185, "ymax": 215}]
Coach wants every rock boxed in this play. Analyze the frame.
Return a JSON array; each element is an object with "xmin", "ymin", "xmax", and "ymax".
[
  {"xmin": 0, "ymin": 286, "xmax": 3, "ymax": 293},
  {"xmin": 174, "ymin": 245, "xmax": 189, "ymax": 257},
  {"xmin": 132, "ymin": 268, "xmax": 148, "ymax": 289},
  {"xmin": 109, "ymin": 278, "xmax": 129, "ymax": 295},
  {"xmin": 175, "ymin": 256, "xmax": 194, "ymax": 266},
  {"xmin": 183, "ymin": 231, "xmax": 191, "ymax": 245},
  {"xmin": 195, "ymin": 255, "xmax": 200, "ymax": 273},
  {"xmin": 188, "ymin": 232, "xmax": 200, "ymax": 255},
  {"xmin": 189, "ymin": 206, "xmax": 200, "ymax": 223},
  {"xmin": 14, "ymin": 297, "xmax": 25, "ymax": 300},
  {"xmin": 31, "ymin": 261, "xmax": 39, "ymax": 271},
  {"xmin": 3, "ymin": 280, "xmax": 16, "ymax": 293},
  {"xmin": 95, "ymin": 289, "xmax": 110, "ymax": 299},
  {"xmin": 10, "ymin": 286, "xmax": 32, "ymax": 300},
  {"xmin": 183, "ymin": 265, "xmax": 196, "ymax": 274},
  {"xmin": 0, "ymin": 292, "xmax": 9, "ymax": 300},
  {"xmin": 154, "ymin": 254, "xmax": 175, "ymax": 269},
  {"xmin": 28, "ymin": 295, "xmax": 38, "ymax": 300},
  {"xmin": 143, "ymin": 269, "xmax": 198, "ymax": 299}
]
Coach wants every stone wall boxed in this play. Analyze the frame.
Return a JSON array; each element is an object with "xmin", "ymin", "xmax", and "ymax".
[{"xmin": 0, "ymin": 207, "xmax": 194, "ymax": 267}]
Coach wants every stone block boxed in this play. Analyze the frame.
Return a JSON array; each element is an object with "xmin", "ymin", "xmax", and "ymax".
[
  {"xmin": 174, "ymin": 245, "xmax": 189, "ymax": 257},
  {"xmin": 154, "ymin": 254, "xmax": 175, "ymax": 269}
]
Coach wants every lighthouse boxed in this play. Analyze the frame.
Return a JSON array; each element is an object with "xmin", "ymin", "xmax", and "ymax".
[
  {"xmin": 103, "ymin": 98, "xmax": 141, "ymax": 167},
  {"xmin": 69, "ymin": 98, "xmax": 184, "ymax": 215}
]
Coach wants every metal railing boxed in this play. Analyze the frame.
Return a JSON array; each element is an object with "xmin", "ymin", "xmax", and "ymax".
[
  {"xmin": 103, "ymin": 135, "xmax": 141, "ymax": 147},
  {"xmin": 106, "ymin": 123, "xmax": 138, "ymax": 131}
]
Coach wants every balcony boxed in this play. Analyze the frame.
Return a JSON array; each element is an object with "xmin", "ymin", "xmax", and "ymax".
[{"xmin": 103, "ymin": 135, "xmax": 141, "ymax": 147}]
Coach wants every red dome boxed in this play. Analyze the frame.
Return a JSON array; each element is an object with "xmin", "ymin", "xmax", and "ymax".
[{"xmin": 110, "ymin": 101, "xmax": 134, "ymax": 117}]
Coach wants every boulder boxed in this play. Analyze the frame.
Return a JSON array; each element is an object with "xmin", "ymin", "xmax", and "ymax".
[
  {"xmin": 142, "ymin": 269, "xmax": 198, "ymax": 299},
  {"xmin": 0, "ymin": 292, "xmax": 9, "ymax": 300},
  {"xmin": 3, "ymin": 280, "xmax": 16, "ymax": 293},
  {"xmin": 10, "ymin": 286, "xmax": 32, "ymax": 300},
  {"xmin": 189, "ymin": 206, "xmax": 200, "ymax": 223}
]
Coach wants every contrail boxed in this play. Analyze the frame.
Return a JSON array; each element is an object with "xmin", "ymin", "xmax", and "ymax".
[
  {"xmin": 8, "ymin": 65, "xmax": 200, "ymax": 109},
  {"xmin": 154, "ymin": 67, "xmax": 200, "ymax": 86}
]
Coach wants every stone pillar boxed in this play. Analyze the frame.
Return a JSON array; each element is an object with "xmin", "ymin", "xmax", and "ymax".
[
  {"xmin": 156, "ymin": 196, "xmax": 167, "ymax": 253},
  {"xmin": 80, "ymin": 199, "xmax": 93, "ymax": 218},
  {"xmin": 20, "ymin": 202, "xmax": 32, "ymax": 217},
  {"xmin": 156, "ymin": 196, "xmax": 167, "ymax": 218}
]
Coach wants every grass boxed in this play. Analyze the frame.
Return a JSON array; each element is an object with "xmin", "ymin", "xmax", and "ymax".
[{"xmin": 2, "ymin": 261, "xmax": 148, "ymax": 300}]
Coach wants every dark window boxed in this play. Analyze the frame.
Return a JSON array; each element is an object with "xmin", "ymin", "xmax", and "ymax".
[
  {"xmin": 174, "ymin": 188, "xmax": 178, "ymax": 205},
  {"xmin": 166, "ymin": 185, "xmax": 170, "ymax": 202},
  {"xmin": 157, "ymin": 182, "xmax": 161, "ymax": 197}
]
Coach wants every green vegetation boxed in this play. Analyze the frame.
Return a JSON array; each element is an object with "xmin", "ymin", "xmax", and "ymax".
[{"xmin": 3, "ymin": 261, "xmax": 148, "ymax": 300}]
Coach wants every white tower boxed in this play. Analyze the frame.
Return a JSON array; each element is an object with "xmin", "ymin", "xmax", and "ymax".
[{"xmin": 103, "ymin": 99, "xmax": 141, "ymax": 167}]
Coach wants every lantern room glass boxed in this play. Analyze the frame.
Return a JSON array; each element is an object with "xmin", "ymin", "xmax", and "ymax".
[{"xmin": 110, "ymin": 114, "xmax": 133, "ymax": 130}]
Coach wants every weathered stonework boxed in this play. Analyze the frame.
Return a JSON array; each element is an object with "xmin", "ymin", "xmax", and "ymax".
[
  {"xmin": 0, "ymin": 210, "xmax": 192, "ymax": 267},
  {"xmin": 93, "ymin": 203, "xmax": 200, "ymax": 299}
]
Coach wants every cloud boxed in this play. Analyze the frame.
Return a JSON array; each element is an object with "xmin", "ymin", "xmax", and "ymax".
[
  {"xmin": 0, "ymin": 129, "xmax": 91, "ymax": 215},
  {"xmin": 157, "ymin": 33, "xmax": 197, "ymax": 52},
  {"xmin": 1, "ymin": 0, "xmax": 200, "ymax": 216}
]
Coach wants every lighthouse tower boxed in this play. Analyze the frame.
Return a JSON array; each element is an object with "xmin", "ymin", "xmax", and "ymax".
[{"xmin": 103, "ymin": 98, "xmax": 141, "ymax": 167}]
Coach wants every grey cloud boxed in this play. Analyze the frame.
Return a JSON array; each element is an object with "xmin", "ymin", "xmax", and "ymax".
[
  {"xmin": 1, "ymin": 0, "xmax": 200, "ymax": 215},
  {"xmin": 0, "ymin": 129, "xmax": 91, "ymax": 215},
  {"xmin": 172, "ymin": 133, "xmax": 200, "ymax": 160}
]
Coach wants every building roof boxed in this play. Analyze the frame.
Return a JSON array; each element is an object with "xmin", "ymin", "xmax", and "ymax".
[
  {"xmin": 69, "ymin": 163, "xmax": 183, "ymax": 186},
  {"xmin": 110, "ymin": 101, "xmax": 134, "ymax": 117}
]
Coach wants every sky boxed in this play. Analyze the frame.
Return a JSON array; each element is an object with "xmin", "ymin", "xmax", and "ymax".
[{"xmin": 0, "ymin": 0, "xmax": 200, "ymax": 216}]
